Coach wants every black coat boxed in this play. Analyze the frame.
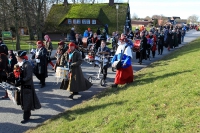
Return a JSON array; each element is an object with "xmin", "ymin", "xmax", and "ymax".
[
  {"xmin": 35, "ymin": 47, "xmax": 48, "ymax": 77},
  {"xmin": 178, "ymin": 31, "xmax": 182, "ymax": 44},
  {"xmin": 136, "ymin": 36, "xmax": 147, "ymax": 59},
  {"xmin": 70, "ymin": 30, "xmax": 76, "ymax": 41},
  {"xmin": 0, "ymin": 42, "xmax": 8, "ymax": 55},
  {"xmin": 157, "ymin": 35, "xmax": 164, "ymax": 46},
  {"xmin": 97, "ymin": 29, "xmax": 101, "ymax": 35},
  {"xmin": 0, "ymin": 50, "xmax": 8, "ymax": 82},
  {"xmin": 74, "ymin": 38, "xmax": 83, "ymax": 46},
  {"xmin": 167, "ymin": 32, "xmax": 173, "ymax": 48},
  {"xmin": 20, "ymin": 61, "xmax": 41, "ymax": 111}
]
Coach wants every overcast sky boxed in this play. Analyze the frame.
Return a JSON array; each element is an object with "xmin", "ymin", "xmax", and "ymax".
[{"xmin": 98, "ymin": 0, "xmax": 200, "ymax": 20}]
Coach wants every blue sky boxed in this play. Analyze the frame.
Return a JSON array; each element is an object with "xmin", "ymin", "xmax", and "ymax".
[{"xmin": 98, "ymin": 0, "xmax": 200, "ymax": 20}]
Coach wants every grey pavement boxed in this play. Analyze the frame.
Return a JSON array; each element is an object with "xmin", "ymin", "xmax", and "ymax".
[{"xmin": 0, "ymin": 30, "xmax": 200, "ymax": 133}]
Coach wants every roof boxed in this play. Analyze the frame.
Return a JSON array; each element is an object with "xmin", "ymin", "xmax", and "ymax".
[{"xmin": 45, "ymin": 3, "xmax": 129, "ymax": 34}]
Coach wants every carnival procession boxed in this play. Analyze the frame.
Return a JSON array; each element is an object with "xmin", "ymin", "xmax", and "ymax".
[
  {"xmin": 0, "ymin": 21, "xmax": 194, "ymax": 124},
  {"xmin": 0, "ymin": 0, "xmax": 200, "ymax": 132}
]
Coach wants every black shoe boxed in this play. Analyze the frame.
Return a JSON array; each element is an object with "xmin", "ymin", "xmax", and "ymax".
[
  {"xmin": 21, "ymin": 119, "xmax": 29, "ymax": 124},
  {"xmin": 71, "ymin": 92, "xmax": 79, "ymax": 95},
  {"xmin": 68, "ymin": 94, "xmax": 74, "ymax": 99},
  {"xmin": 40, "ymin": 84, "xmax": 45, "ymax": 88},
  {"xmin": 111, "ymin": 84, "xmax": 118, "ymax": 88}
]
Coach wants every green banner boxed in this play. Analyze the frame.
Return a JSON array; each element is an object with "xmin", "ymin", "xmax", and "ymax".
[{"xmin": 2, "ymin": 31, "xmax": 12, "ymax": 38}]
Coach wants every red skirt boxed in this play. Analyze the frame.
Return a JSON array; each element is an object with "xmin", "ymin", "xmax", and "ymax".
[{"xmin": 114, "ymin": 65, "xmax": 134, "ymax": 85}]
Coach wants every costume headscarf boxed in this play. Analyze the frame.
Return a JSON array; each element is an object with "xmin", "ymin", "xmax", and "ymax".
[
  {"xmin": 67, "ymin": 42, "xmax": 76, "ymax": 53},
  {"xmin": 37, "ymin": 41, "xmax": 44, "ymax": 47},
  {"xmin": 115, "ymin": 38, "xmax": 132, "ymax": 58},
  {"xmin": 44, "ymin": 35, "xmax": 51, "ymax": 42}
]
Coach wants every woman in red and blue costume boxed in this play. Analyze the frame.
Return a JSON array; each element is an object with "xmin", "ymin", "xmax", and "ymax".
[{"xmin": 111, "ymin": 37, "xmax": 133, "ymax": 87}]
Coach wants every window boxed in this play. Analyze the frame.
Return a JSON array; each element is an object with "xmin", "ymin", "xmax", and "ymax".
[
  {"xmin": 68, "ymin": 19, "xmax": 72, "ymax": 24},
  {"xmin": 87, "ymin": 19, "xmax": 90, "ymax": 24},
  {"xmin": 77, "ymin": 19, "xmax": 81, "ymax": 24},
  {"xmin": 73, "ymin": 19, "xmax": 77, "ymax": 24},
  {"xmin": 82, "ymin": 19, "xmax": 87, "ymax": 24},
  {"xmin": 92, "ymin": 20, "xmax": 96, "ymax": 24}
]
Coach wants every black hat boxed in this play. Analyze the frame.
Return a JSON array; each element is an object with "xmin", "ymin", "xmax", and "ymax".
[{"xmin": 17, "ymin": 51, "xmax": 27, "ymax": 57}]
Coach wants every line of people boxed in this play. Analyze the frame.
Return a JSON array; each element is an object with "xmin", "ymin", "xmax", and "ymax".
[{"xmin": 125, "ymin": 26, "xmax": 187, "ymax": 64}]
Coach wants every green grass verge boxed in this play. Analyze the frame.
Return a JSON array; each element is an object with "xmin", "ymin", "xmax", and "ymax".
[
  {"xmin": 4, "ymin": 36, "xmax": 61, "ymax": 52},
  {"xmin": 28, "ymin": 38, "xmax": 200, "ymax": 132},
  {"xmin": 5, "ymin": 35, "xmax": 112, "ymax": 52}
]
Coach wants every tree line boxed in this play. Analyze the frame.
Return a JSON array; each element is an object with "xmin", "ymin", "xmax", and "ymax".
[{"xmin": 132, "ymin": 13, "xmax": 199, "ymax": 26}]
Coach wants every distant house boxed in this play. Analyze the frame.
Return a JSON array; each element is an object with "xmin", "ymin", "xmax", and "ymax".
[
  {"xmin": 131, "ymin": 20, "xmax": 153, "ymax": 27},
  {"xmin": 158, "ymin": 16, "xmax": 187, "ymax": 26},
  {"xmin": 45, "ymin": 2, "xmax": 131, "ymax": 38}
]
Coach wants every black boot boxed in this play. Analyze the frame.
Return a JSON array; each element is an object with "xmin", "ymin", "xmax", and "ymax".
[
  {"xmin": 21, "ymin": 119, "xmax": 29, "ymax": 124},
  {"xmin": 71, "ymin": 92, "xmax": 79, "ymax": 95},
  {"xmin": 111, "ymin": 84, "xmax": 118, "ymax": 88},
  {"xmin": 41, "ymin": 83, "xmax": 45, "ymax": 88},
  {"xmin": 68, "ymin": 94, "xmax": 74, "ymax": 99}
]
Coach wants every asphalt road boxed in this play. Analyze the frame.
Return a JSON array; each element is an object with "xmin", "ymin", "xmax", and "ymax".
[{"xmin": 0, "ymin": 30, "xmax": 199, "ymax": 133}]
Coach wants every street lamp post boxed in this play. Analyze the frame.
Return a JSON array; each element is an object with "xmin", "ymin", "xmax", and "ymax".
[{"xmin": 116, "ymin": 4, "xmax": 119, "ymax": 31}]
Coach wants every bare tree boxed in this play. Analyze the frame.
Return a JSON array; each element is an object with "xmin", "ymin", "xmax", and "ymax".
[
  {"xmin": 145, "ymin": 16, "xmax": 151, "ymax": 21},
  {"xmin": 188, "ymin": 15, "xmax": 199, "ymax": 24},
  {"xmin": 131, "ymin": 13, "xmax": 138, "ymax": 20}
]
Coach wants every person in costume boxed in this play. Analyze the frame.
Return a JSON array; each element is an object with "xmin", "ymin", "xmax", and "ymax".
[
  {"xmin": 178, "ymin": 28, "xmax": 182, "ymax": 44},
  {"xmin": 173, "ymin": 29, "xmax": 178, "ymax": 48},
  {"xmin": 136, "ymin": 31, "xmax": 147, "ymax": 64},
  {"xmin": 181, "ymin": 28, "xmax": 186, "ymax": 42},
  {"xmin": 70, "ymin": 27, "xmax": 76, "ymax": 41},
  {"xmin": 157, "ymin": 31, "xmax": 165, "ymax": 55},
  {"xmin": 0, "ymin": 46, "xmax": 9, "ymax": 99},
  {"xmin": 74, "ymin": 34, "xmax": 83, "ymax": 46},
  {"xmin": 54, "ymin": 47, "xmax": 63, "ymax": 72},
  {"xmin": 164, "ymin": 28, "xmax": 168, "ymax": 47},
  {"xmin": 74, "ymin": 34, "xmax": 85, "ymax": 59},
  {"xmin": 100, "ymin": 29, "xmax": 107, "ymax": 42},
  {"xmin": 60, "ymin": 42, "xmax": 93, "ymax": 99},
  {"xmin": 57, "ymin": 41, "xmax": 68, "ymax": 54},
  {"xmin": 44, "ymin": 35, "xmax": 54, "ymax": 70},
  {"xmin": 146, "ymin": 31, "xmax": 157, "ymax": 58},
  {"xmin": 167, "ymin": 29, "xmax": 173, "ymax": 51},
  {"xmin": 8, "ymin": 50, "xmax": 17, "ymax": 73},
  {"xmin": 111, "ymin": 32, "xmax": 118, "ymax": 55},
  {"xmin": 97, "ymin": 40, "xmax": 111, "ymax": 81},
  {"xmin": 34, "ymin": 41, "xmax": 47, "ymax": 88},
  {"xmin": 134, "ymin": 27, "xmax": 140, "ymax": 39},
  {"xmin": 111, "ymin": 38, "xmax": 133, "ymax": 88},
  {"xmin": 15, "ymin": 50, "xmax": 41, "ymax": 124},
  {"xmin": 0, "ymin": 38, "xmax": 8, "ymax": 55},
  {"xmin": 91, "ymin": 32, "xmax": 100, "ymax": 52}
]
